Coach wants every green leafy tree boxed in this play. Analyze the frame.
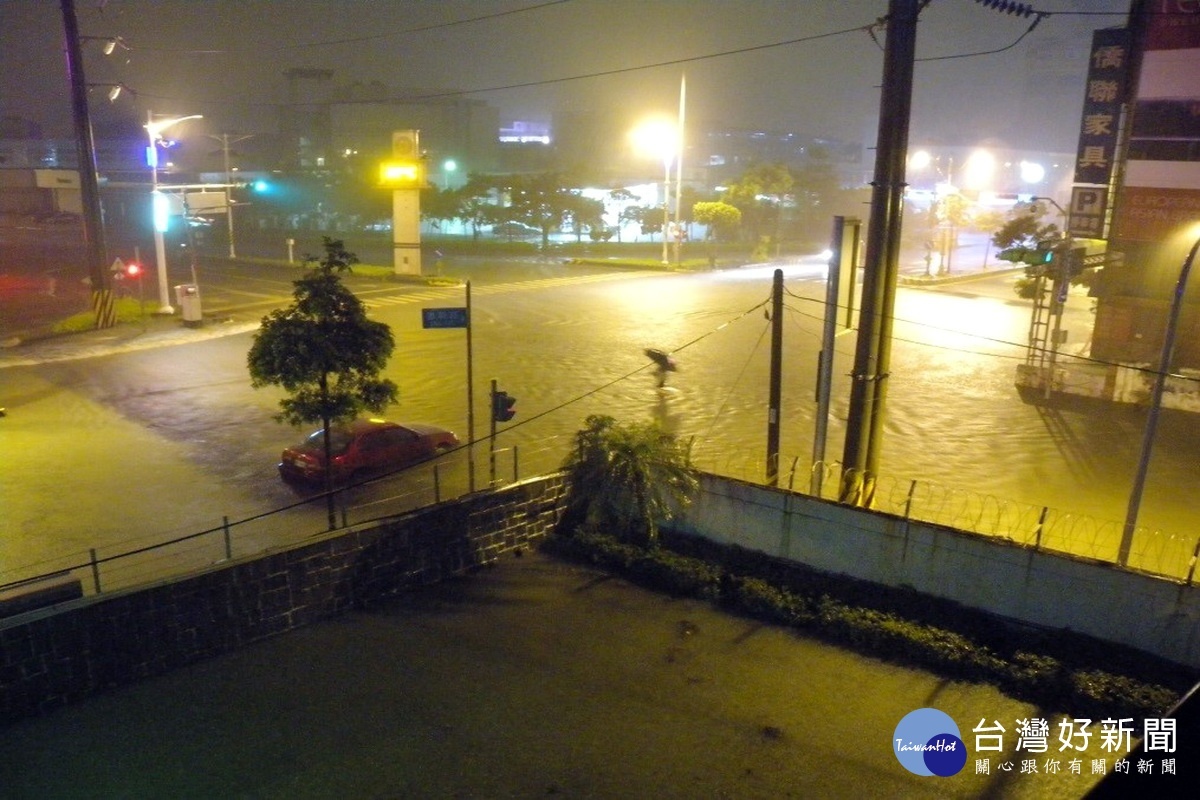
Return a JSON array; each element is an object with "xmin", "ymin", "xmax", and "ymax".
[
  {"xmin": 563, "ymin": 193, "xmax": 606, "ymax": 242},
  {"xmin": 722, "ymin": 162, "xmax": 793, "ymax": 249},
  {"xmin": 991, "ymin": 202, "xmax": 1062, "ymax": 298},
  {"xmin": 504, "ymin": 172, "xmax": 578, "ymax": 247},
  {"xmin": 607, "ymin": 187, "xmax": 636, "ymax": 242},
  {"xmin": 559, "ymin": 415, "xmax": 699, "ymax": 547},
  {"xmin": 455, "ymin": 173, "xmax": 503, "ymax": 239},
  {"xmin": 693, "ymin": 200, "xmax": 742, "ymax": 266},
  {"xmin": 420, "ymin": 186, "xmax": 461, "ymax": 232},
  {"xmin": 789, "ymin": 147, "xmax": 847, "ymax": 239},
  {"xmin": 247, "ymin": 237, "xmax": 398, "ymax": 527},
  {"xmin": 621, "ymin": 204, "xmax": 659, "ymax": 241},
  {"xmin": 992, "ymin": 201, "xmax": 1060, "ymax": 261}
]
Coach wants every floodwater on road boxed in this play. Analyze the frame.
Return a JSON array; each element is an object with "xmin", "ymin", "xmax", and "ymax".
[{"xmin": 3, "ymin": 262, "xmax": 1196, "ymax": 586}]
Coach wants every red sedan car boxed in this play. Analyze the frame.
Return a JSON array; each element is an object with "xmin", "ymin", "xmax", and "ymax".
[{"xmin": 278, "ymin": 418, "xmax": 460, "ymax": 485}]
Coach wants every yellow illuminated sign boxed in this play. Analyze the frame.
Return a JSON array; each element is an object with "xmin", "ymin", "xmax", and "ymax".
[{"xmin": 379, "ymin": 160, "xmax": 423, "ymax": 187}]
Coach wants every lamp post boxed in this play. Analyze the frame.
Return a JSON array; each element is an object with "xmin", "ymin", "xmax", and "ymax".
[
  {"xmin": 206, "ymin": 133, "xmax": 253, "ymax": 259},
  {"xmin": 1119, "ymin": 233, "xmax": 1200, "ymax": 567},
  {"xmin": 672, "ymin": 74, "xmax": 686, "ymax": 266},
  {"xmin": 631, "ymin": 119, "xmax": 676, "ymax": 266},
  {"xmin": 145, "ymin": 111, "xmax": 202, "ymax": 314},
  {"xmin": 443, "ymin": 159, "xmax": 457, "ymax": 190},
  {"xmin": 661, "ymin": 152, "xmax": 672, "ymax": 265}
]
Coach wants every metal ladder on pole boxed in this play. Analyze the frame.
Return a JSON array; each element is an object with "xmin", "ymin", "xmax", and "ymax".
[{"xmin": 1025, "ymin": 273, "xmax": 1053, "ymax": 375}]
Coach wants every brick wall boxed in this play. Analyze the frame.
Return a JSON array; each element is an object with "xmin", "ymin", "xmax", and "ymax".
[{"xmin": 0, "ymin": 475, "xmax": 566, "ymax": 725}]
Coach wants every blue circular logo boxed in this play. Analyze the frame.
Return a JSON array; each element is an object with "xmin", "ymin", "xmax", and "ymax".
[{"xmin": 893, "ymin": 708, "xmax": 967, "ymax": 777}]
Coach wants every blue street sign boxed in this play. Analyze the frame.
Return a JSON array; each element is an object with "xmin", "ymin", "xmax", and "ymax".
[{"xmin": 422, "ymin": 307, "xmax": 469, "ymax": 329}]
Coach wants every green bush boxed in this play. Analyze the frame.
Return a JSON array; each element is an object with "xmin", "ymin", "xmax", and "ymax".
[
  {"xmin": 1070, "ymin": 669, "xmax": 1182, "ymax": 720},
  {"xmin": 725, "ymin": 575, "xmax": 814, "ymax": 627},
  {"xmin": 626, "ymin": 550, "xmax": 721, "ymax": 600},
  {"xmin": 541, "ymin": 529, "xmax": 1191, "ymax": 719}
]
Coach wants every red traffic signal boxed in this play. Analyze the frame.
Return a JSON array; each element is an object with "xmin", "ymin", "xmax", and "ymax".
[{"xmin": 125, "ymin": 262, "xmax": 142, "ymax": 278}]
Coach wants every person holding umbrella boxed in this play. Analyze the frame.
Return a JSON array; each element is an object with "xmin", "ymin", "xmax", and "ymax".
[{"xmin": 644, "ymin": 348, "xmax": 677, "ymax": 389}]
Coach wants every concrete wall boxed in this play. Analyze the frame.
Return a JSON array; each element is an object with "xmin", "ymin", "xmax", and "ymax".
[
  {"xmin": 0, "ymin": 477, "xmax": 564, "ymax": 724},
  {"xmin": 676, "ymin": 474, "xmax": 1200, "ymax": 669},
  {"xmin": 5, "ymin": 468, "xmax": 1196, "ymax": 727}
]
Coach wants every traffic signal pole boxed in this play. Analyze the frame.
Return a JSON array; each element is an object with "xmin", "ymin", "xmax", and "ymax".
[{"xmin": 840, "ymin": 0, "xmax": 919, "ymax": 506}]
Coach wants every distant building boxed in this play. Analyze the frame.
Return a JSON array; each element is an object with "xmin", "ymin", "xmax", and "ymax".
[
  {"xmin": 278, "ymin": 68, "xmax": 501, "ymax": 181},
  {"xmin": 698, "ymin": 127, "xmax": 865, "ymax": 190}
]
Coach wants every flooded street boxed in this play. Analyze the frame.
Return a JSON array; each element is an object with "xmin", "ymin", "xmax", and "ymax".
[
  {"xmin": 3, "ymin": 260, "xmax": 1196, "ymax": 583},
  {"xmin": 393, "ymin": 262, "xmax": 1198, "ymax": 575}
]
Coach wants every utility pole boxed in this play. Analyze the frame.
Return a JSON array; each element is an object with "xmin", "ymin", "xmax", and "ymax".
[
  {"xmin": 207, "ymin": 133, "xmax": 255, "ymax": 258},
  {"xmin": 59, "ymin": 0, "xmax": 113, "ymax": 327},
  {"xmin": 766, "ymin": 268, "xmax": 783, "ymax": 486},
  {"xmin": 840, "ymin": 0, "xmax": 920, "ymax": 506}
]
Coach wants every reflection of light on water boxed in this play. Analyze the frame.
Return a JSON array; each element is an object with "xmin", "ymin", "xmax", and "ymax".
[{"xmin": 711, "ymin": 252, "xmax": 833, "ymax": 283}]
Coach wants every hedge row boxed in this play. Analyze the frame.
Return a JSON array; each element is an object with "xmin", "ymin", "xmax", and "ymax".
[{"xmin": 541, "ymin": 529, "xmax": 1192, "ymax": 721}]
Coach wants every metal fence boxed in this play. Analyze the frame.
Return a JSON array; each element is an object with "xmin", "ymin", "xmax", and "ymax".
[
  {"xmin": 0, "ymin": 438, "xmax": 566, "ymax": 602},
  {"xmin": 692, "ymin": 449, "xmax": 1200, "ymax": 585},
  {"xmin": 3, "ymin": 436, "xmax": 1196, "ymax": 611}
]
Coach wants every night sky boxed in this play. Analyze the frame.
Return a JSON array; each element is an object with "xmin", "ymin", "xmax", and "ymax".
[{"xmin": 2, "ymin": 0, "xmax": 1130, "ymax": 152}]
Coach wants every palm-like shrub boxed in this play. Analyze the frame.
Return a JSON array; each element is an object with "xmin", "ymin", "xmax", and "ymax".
[{"xmin": 560, "ymin": 415, "xmax": 699, "ymax": 547}]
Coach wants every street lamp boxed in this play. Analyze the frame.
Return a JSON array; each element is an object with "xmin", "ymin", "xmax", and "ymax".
[
  {"xmin": 1119, "ymin": 230, "xmax": 1200, "ymax": 567},
  {"xmin": 630, "ymin": 119, "xmax": 677, "ymax": 265},
  {"xmin": 1031, "ymin": 195, "xmax": 1067, "ymax": 225},
  {"xmin": 672, "ymin": 74, "xmax": 686, "ymax": 267},
  {"xmin": 443, "ymin": 159, "xmax": 457, "ymax": 190},
  {"xmin": 145, "ymin": 111, "xmax": 202, "ymax": 314}
]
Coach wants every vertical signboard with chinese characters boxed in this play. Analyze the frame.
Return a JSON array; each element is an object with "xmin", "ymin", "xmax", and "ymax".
[{"xmin": 1074, "ymin": 28, "xmax": 1132, "ymax": 191}]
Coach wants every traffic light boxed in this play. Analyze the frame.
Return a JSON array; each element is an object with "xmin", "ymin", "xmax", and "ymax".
[
  {"xmin": 1065, "ymin": 247, "xmax": 1087, "ymax": 279},
  {"xmin": 125, "ymin": 262, "xmax": 142, "ymax": 279},
  {"xmin": 492, "ymin": 390, "xmax": 516, "ymax": 423},
  {"xmin": 1035, "ymin": 239, "xmax": 1059, "ymax": 266},
  {"xmin": 1035, "ymin": 240, "xmax": 1081, "ymax": 275}
]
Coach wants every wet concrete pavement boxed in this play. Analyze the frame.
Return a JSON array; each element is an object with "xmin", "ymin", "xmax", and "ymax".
[{"xmin": 0, "ymin": 550, "xmax": 1103, "ymax": 799}]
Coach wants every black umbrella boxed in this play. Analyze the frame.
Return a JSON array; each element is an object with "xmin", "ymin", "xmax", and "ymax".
[{"xmin": 644, "ymin": 348, "xmax": 677, "ymax": 372}]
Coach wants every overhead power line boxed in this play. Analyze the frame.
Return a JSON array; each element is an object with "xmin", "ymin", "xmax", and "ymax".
[{"xmin": 119, "ymin": 0, "xmax": 576, "ymax": 55}]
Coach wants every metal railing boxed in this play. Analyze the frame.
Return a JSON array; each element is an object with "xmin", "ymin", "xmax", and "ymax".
[
  {"xmin": 0, "ymin": 438, "xmax": 572, "ymax": 602},
  {"xmin": 693, "ymin": 448, "xmax": 1199, "ymax": 585},
  {"xmin": 4, "ymin": 437, "xmax": 1196, "ymax": 611}
]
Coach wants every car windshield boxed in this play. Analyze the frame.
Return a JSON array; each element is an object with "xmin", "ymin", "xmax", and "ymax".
[{"xmin": 303, "ymin": 428, "xmax": 355, "ymax": 455}]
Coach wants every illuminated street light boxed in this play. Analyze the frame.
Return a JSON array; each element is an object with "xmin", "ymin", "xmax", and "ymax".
[
  {"xmin": 1019, "ymin": 160, "xmax": 1046, "ymax": 185},
  {"xmin": 86, "ymin": 82, "xmax": 132, "ymax": 103},
  {"xmin": 79, "ymin": 35, "xmax": 129, "ymax": 56},
  {"xmin": 961, "ymin": 149, "xmax": 995, "ymax": 192},
  {"xmin": 145, "ymin": 112, "xmax": 202, "ymax": 314},
  {"xmin": 443, "ymin": 158, "xmax": 457, "ymax": 190},
  {"xmin": 631, "ymin": 119, "xmax": 677, "ymax": 265}
]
